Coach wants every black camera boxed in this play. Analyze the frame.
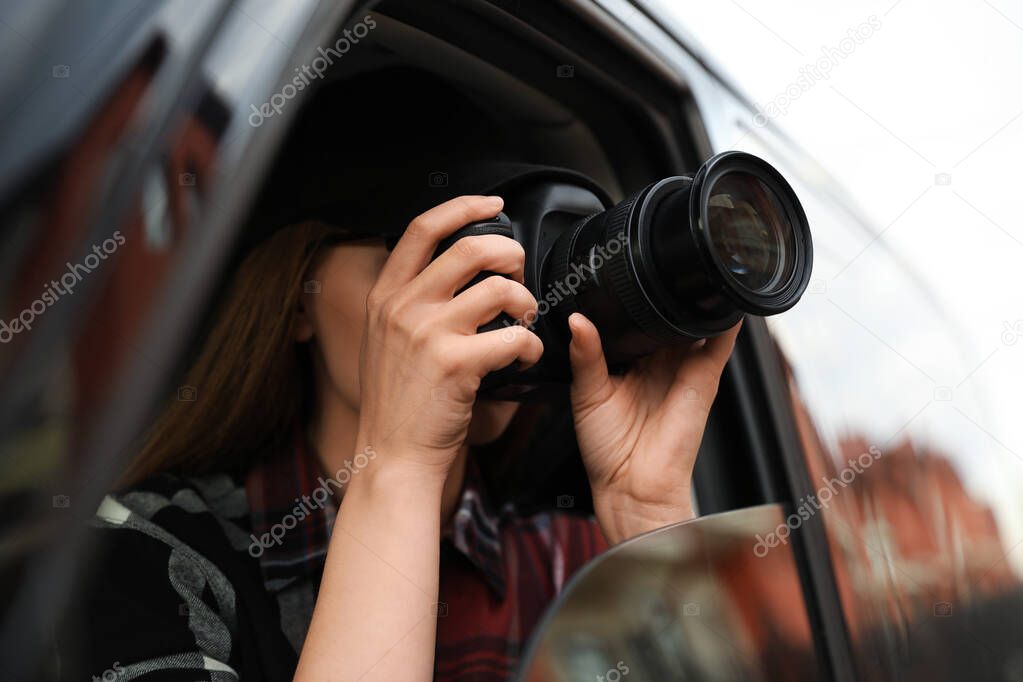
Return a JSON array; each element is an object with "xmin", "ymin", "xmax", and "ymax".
[{"xmin": 433, "ymin": 151, "xmax": 813, "ymax": 400}]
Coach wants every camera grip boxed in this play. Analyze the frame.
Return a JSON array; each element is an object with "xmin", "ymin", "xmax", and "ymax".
[
  {"xmin": 433, "ymin": 213, "xmax": 518, "ymax": 335},
  {"xmin": 434, "ymin": 212, "xmax": 514, "ymax": 253}
]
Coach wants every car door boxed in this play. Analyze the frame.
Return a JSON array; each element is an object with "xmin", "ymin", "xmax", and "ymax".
[{"xmin": 0, "ymin": 1, "xmax": 358, "ymax": 678}]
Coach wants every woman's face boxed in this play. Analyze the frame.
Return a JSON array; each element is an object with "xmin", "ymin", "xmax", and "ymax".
[{"xmin": 295, "ymin": 238, "xmax": 519, "ymax": 445}]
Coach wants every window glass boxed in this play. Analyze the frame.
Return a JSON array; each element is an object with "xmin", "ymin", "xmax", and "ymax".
[
  {"xmin": 737, "ymin": 133, "xmax": 1023, "ymax": 680},
  {"xmin": 0, "ymin": 2, "xmax": 331, "ymax": 676}
]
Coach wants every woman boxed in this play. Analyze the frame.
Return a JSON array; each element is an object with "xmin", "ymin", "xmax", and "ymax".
[{"xmin": 84, "ymin": 195, "xmax": 738, "ymax": 681}]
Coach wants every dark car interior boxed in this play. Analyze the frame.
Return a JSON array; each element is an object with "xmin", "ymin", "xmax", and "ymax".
[
  {"xmin": 226, "ymin": 0, "xmax": 782, "ymax": 520},
  {"xmin": 234, "ymin": 6, "xmax": 855, "ymax": 677}
]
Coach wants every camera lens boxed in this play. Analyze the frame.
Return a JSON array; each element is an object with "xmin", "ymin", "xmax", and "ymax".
[
  {"xmin": 706, "ymin": 172, "xmax": 795, "ymax": 295},
  {"xmin": 544, "ymin": 151, "xmax": 812, "ymax": 364}
]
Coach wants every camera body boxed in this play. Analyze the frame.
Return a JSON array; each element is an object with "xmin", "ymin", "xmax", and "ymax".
[
  {"xmin": 433, "ymin": 152, "xmax": 813, "ymax": 401},
  {"xmin": 436, "ymin": 179, "xmax": 608, "ymax": 400}
]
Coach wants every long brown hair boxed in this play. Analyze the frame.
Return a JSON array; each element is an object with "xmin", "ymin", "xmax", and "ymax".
[
  {"xmin": 121, "ymin": 221, "xmax": 584, "ymax": 511},
  {"xmin": 120, "ymin": 222, "xmax": 349, "ymax": 487}
]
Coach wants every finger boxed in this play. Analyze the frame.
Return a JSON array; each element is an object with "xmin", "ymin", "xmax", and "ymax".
[
  {"xmin": 667, "ymin": 321, "xmax": 741, "ymax": 408},
  {"xmin": 464, "ymin": 324, "xmax": 545, "ymax": 373},
  {"xmin": 376, "ymin": 195, "xmax": 504, "ymax": 292},
  {"xmin": 442, "ymin": 276, "xmax": 537, "ymax": 332},
  {"xmin": 568, "ymin": 312, "xmax": 613, "ymax": 411},
  {"xmin": 695, "ymin": 320, "xmax": 742, "ymax": 375},
  {"xmin": 411, "ymin": 234, "xmax": 525, "ymax": 300}
]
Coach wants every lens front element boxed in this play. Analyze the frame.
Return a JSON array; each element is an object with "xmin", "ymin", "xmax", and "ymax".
[{"xmin": 706, "ymin": 173, "xmax": 795, "ymax": 295}]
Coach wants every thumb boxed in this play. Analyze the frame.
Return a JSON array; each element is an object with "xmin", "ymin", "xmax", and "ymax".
[{"xmin": 568, "ymin": 313, "xmax": 612, "ymax": 410}]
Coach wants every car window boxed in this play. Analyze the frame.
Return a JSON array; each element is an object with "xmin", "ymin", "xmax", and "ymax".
[
  {"xmin": 0, "ymin": 0, "xmax": 226, "ymax": 576},
  {"xmin": 736, "ymin": 131, "xmax": 1023, "ymax": 681},
  {"xmin": 0, "ymin": 1, "xmax": 346, "ymax": 676}
]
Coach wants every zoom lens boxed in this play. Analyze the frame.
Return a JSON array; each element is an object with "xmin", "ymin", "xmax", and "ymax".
[{"xmin": 544, "ymin": 151, "xmax": 812, "ymax": 364}]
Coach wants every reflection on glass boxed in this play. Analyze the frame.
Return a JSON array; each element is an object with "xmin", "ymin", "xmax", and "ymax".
[
  {"xmin": 751, "ymin": 130, "xmax": 1023, "ymax": 680},
  {"xmin": 783, "ymin": 366, "xmax": 1023, "ymax": 681},
  {"xmin": 519, "ymin": 505, "xmax": 822, "ymax": 682},
  {"xmin": 0, "ymin": 35, "xmax": 230, "ymax": 587}
]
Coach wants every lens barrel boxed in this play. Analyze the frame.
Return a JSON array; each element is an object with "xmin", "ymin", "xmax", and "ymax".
[{"xmin": 544, "ymin": 151, "xmax": 812, "ymax": 364}]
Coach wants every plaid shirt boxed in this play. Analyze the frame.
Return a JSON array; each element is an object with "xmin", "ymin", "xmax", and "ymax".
[{"xmin": 245, "ymin": 433, "xmax": 608, "ymax": 680}]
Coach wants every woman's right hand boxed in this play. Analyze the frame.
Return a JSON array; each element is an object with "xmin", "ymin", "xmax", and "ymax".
[
  {"xmin": 300, "ymin": 196, "xmax": 541, "ymax": 681},
  {"xmin": 355, "ymin": 195, "xmax": 542, "ymax": 481}
]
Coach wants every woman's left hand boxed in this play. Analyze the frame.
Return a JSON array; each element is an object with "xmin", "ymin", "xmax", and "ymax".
[{"xmin": 568, "ymin": 312, "xmax": 741, "ymax": 544}]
